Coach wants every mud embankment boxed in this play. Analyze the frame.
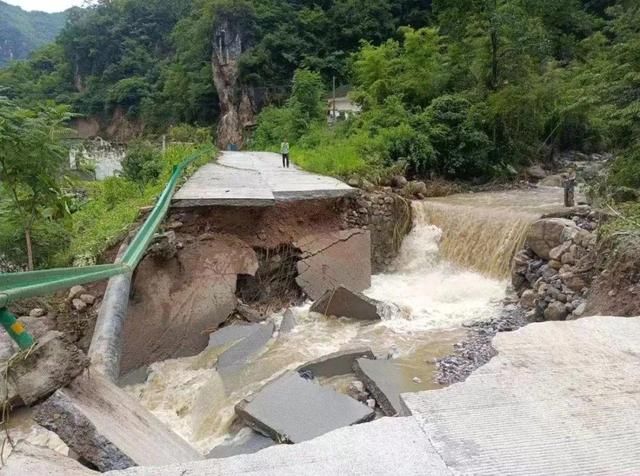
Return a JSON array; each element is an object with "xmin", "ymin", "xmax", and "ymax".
[{"xmin": 119, "ymin": 191, "xmax": 411, "ymax": 375}]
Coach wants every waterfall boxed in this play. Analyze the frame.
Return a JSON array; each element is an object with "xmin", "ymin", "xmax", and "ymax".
[{"xmin": 410, "ymin": 189, "xmax": 566, "ymax": 279}]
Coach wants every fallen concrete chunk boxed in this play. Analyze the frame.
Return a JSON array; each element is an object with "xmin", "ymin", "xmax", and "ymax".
[
  {"xmin": 310, "ymin": 286, "xmax": 396, "ymax": 321},
  {"xmin": 118, "ymin": 366, "xmax": 151, "ymax": 387},
  {"xmin": 297, "ymin": 348, "xmax": 375, "ymax": 379},
  {"xmin": 354, "ymin": 358, "xmax": 414, "ymax": 416},
  {"xmin": 279, "ymin": 309, "xmax": 296, "ymax": 334},
  {"xmin": 207, "ymin": 324, "xmax": 257, "ymax": 350},
  {"xmin": 2, "ymin": 331, "xmax": 89, "ymax": 406},
  {"xmin": 216, "ymin": 322, "xmax": 275, "ymax": 370},
  {"xmin": 34, "ymin": 372, "xmax": 202, "ymax": 471},
  {"xmin": 235, "ymin": 371, "xmax": 374, "ymax": 443},
  {"xmin": 3, "ymin": 442, "xmax": 96, "ymax": 476},
  {"xmin": 206, "ymin": 429, "xmax": 275, "ymax": 459},
  {"xmin": 295, "ymin": 229, "xmax": 371, "ymax": 300}
]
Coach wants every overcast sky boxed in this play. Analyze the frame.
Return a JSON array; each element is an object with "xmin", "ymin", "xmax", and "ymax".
[{"xmin": 4, "ymin": 0, "xmax": 86, "ymax": 13}]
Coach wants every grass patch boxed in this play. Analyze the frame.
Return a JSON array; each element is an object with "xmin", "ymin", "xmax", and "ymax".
[
  {"xmin": 56, "ymin": 144, "xmax": 214, "ymax": 266},
  {"xmin": 291, "ymin": 140, "xmax": 366, "ymax": 177}
]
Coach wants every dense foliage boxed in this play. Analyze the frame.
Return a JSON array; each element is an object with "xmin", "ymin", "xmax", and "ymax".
[
  {"xmin": 0, "ymin": 1, "xmax": 67, "ymax": 67},
  {"xmin": 0, "ymin": 0, "xmax": 638, "ymax": 256}
]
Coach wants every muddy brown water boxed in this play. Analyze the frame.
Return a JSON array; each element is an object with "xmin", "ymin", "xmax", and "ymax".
[{"xmin": 5, "ymin": 187, "xmax": 569, "ymax": 458}]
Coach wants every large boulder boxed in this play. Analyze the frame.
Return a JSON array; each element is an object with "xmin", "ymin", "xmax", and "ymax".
[
  {"xmin": 310, "ymin": 286, "xmax": 402, "ymax": 321},
  {"xmin": 1, "ymin": 331, "xmax": 89, "ymax": 407},
  {"xmin": 526, "ymin": 218, "xmax": 580, "ymax": 260}
]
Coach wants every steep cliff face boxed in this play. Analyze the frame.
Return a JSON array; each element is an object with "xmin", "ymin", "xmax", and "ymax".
[{"xmin": 211, "ymin": 16, "xmax": 256, "ymax": 149}]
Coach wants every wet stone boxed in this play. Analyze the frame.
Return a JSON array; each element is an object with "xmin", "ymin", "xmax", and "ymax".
[
  {"xmin": 235, "ymin": 371, "xmax": 375, "ymax": 444},
  {"xmin": 279, "ymin": 309, "xmax": 296, "ymax": 334},
  {"xmin": 297, "ymin": 347, "xmax": 375, "ymax": 379},
  {"xmin": 206, "ymin": 430, "xmax": 275, "ymax": 459},
  {"xmin": 353, "ymin": 358, "xmax": 414, "ymax": 417},
  {"xmin": 310, "ymin": 286, "xmax": 393, "ymax": 321}
]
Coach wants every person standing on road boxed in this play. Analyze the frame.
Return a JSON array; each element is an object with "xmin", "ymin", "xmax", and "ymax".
[{"xmin": 280, "ymin": 139, "xmax": 290, "ymax": 168}]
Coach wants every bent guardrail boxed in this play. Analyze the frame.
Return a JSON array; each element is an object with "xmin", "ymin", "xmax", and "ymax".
[{"xmin": 0, "ymin": 150, "xmax": 206, "ymax": 349}]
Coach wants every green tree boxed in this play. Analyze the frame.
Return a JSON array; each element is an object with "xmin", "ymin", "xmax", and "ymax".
[{"xmin": 0, "ymin": 99, "xmax": 71, "ymax": 269}]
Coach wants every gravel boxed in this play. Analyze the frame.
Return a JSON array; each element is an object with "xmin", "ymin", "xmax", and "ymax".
[{"xmin": 436, "ymin": 306, "xmax": 529, "ymax": 385}]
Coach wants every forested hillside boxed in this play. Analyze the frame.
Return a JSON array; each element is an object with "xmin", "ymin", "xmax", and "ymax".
[
  {"xmin": 0, "ymin": 0, "xmax": 639, "ymax": 269},
  {"xmin": 0, "ymin": 1, "xmax": 67, "ymax": 67}
]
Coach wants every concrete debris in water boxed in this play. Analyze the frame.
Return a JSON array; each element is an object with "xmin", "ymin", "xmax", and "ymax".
[
  {"xmin": 310, "ymin": 286, "xmax": 402, "ymax": 321},
  {"xmin": 297, "ymin": 347, "xmax": 374, "ymax": 379},
  {"xmin": 34, "ymin": 372, "xmax": 202, "ymax": 471},
  {"xmin": 235, "ymin": 371, "xmax": 374, "ymax": 443},
  {"xmin": 206, "ymin": 430, "xmax": 275, "ymax": 459},
  {"xmin": 214, "ymin": 322, "xmax": 275, "ymax": 372},
  {"xmin": 353, "ymin": 358, "xmax": 413, "ymax": 416},
  {"xmin": 279, "ymin": 309, "xmax": 296, "ymax": 334},
  {"xmin": 1, "ymin": 331, "xmax": 89, "ymax": 407}
]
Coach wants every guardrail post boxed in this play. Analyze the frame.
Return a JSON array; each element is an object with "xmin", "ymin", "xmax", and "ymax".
[{"xmin": 0, "ymin": 307, "xmax": 35, "ymax": 350}]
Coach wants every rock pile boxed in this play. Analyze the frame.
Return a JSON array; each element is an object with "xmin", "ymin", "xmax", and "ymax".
[
  {"xmin": 512, "ymin": 212, "xmax": 598, "ymax": 321},
  {"xmin": 341, "ymin": 190, "xmax": 412, "ymax": 271}
]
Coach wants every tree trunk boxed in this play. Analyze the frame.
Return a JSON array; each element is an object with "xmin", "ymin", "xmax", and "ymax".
[{"xmin": 25, "ymin": 227, "xmax": 34, "ymax": 271}]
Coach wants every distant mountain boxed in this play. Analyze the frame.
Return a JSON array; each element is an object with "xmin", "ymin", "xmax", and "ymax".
[{"xmin": 0, "ymin": 1, "xmax": 68, "ymax": 67}]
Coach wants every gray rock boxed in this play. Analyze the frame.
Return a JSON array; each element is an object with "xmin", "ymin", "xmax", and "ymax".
[
  {"xmin": 79, "ymin": 294, "xmax": 96, "ymax": 305},
  {"xmin": 310, "ymin": 286, "xmax": 392, "ymax": 321},
  {"xmin": 235, "ymin": 372, "xmax": 374, "ymax": 443},
  {"xmin": 1, "ymin": 331, "xmax": 89, "ymax": 407},
  {"xmin": 34, "ymin": 372, "xmax": 202, "ymax": 471},
  {"xmin": 520, "ymin": 290, "xmax": 536, "ymax": 309},
  {"xmin": 206, "ymin": 430, "xmax": 275, "ymax": 459},
  {"xmin": 526, "ymin": 219, "xmax": 580, "ymax": 260},
  {"xmin": 72, "ymin": 298, "xmax": 88, "ymax": 312},
  {"xmin": 544, "ymin": 301, "xmax": 568, "ymax": 321},
  {"xmin": 236, "ymin": 302, "xmax": 265, "ymax": 323},
  {"xmin": 297, "ymin": 348, "xmax": 375, "ymax": 379},
  {"xmin": 279, "ymin": 309, "xmax": 296, "ymax": 334},
  {"xmin": 29, "ymin": 308, "xmax": 46, "ymax": 318},
  {"xmin": 573, "ymin": 302, "xmax": 587, "ymax": 317},
  {"xmin": 68, "ymin": 285, "xmax": 87, "ymax": 301},
  {"xmin": 391, "ymin": 176, "xmax": 408, "ymax": 188},
  {"xmin": 353, "ymin": 358, "xmax": 414, "ymax": 416},
  {"xmin": 208, "ymin": 324, "xmax": 256, "ymax": 349},
  {"xmin": 526, "ymin": 165, "xmax": 547, "ymax": 180},
  {"xmin": 549, "ymin": 241, "xmax": 572, "ymax": 261}
]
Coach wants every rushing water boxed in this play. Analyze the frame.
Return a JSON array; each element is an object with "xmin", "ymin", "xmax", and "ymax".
[
  {"xmin": 123, "ymin": 197, "xmax": 532, "ymax": 454},
  {"xmin": 6, "ymin": 188, "xmax": 569, "ymax": 459}
]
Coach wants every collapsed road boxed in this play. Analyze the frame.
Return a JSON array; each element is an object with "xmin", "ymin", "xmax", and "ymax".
[{"xmin": 2, "ymin": 152, "xmax": 640, "ymax": 475}]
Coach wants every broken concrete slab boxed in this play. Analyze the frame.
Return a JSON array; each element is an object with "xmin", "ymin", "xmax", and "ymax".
[
  {"xmin": 3, "ymin": 442, "xmax": 96, "ymax": 476},
  {"xmin": 206, "ymin": 429, "xmax": 275, "ymax": 459},
  {"xmin": 216, "ymin": 322, "xmax": 274, "ymax": 370},
  {"xmin": 279, "ymin": 309, "xmax": 296, "ymax": 334},
  {"xmin": 1, "ymin": 331, "xmax": 89, "ymax": 407},
  {"xmin": 121, "ymin": 235, "xmax": 258, "ymax": 374},
  {"xmin": 297, "ymin": 348, "xmax": 375, "ymax": 379},
  {"xmin": 354, "ymin": 358, "xmax": 414, "ymax": 417},
  {"xmin": 207, "ymin": 324, "xmax": 257, "ymax": 350},
  {"xmin": 402, "ymin": 316, "xmax": 640, "ymax": 475},
  {"xmin": 105, "ymin": 417, "xmax": 451, "ymax": 476},
  {"xmin": 34, "ymin": 372, "xmax": 202, "ymax": 471},
  {"xmin": 118, "ymin": 366, "xmax": 151, "ymax": 387},
  {"xmin": 295, "ymin": 229, "xmax": 371, "ymax": 300},
  {"xmin": 309, "ymin": 286, "xmax": 397, "ymax": 321},
  {"xmin": 235, "ymin": 371, "xmax": 374, "ymax": 443}
]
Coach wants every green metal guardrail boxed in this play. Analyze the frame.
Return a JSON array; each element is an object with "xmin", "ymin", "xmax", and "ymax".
[{"xmin": 0, "ymin": 150, "xmax": 206, "ymax": 349}]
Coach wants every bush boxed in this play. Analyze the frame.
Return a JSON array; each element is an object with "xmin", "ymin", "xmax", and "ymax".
[
  {"xmin": 425, "ymin": 95, "xmax": 492, "ymax": 179},
  {"xmin": 609, "ymin": 147, "xmax": 640, "ymax": 190},
  {"xmin": 168, "ymin": 124, "xmax": 213, "ymax": 144},
  {"xmin": 121, "ymin": 142, "xmax": 161, "ymax": 185}
]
